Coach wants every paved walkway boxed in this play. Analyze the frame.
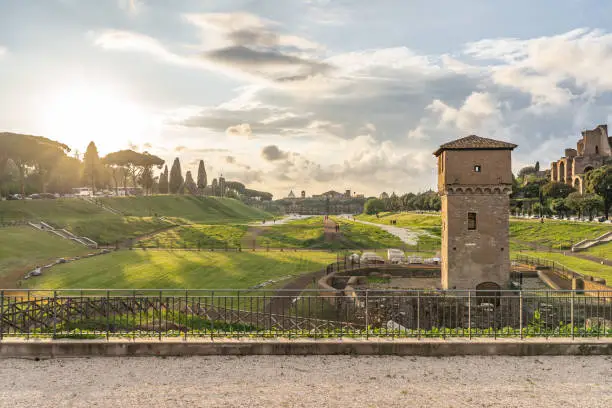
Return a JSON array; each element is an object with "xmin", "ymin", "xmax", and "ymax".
[{"xmin": 1, "ymin": 355, "xmax": 610, "ymax": 407}]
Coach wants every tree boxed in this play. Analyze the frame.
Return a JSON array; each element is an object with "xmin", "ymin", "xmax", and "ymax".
[
  {"xmin": 197, "ymin": 160, "xmax": 207, "ymax": 196},
  {"xmin": 535, "ymin": 161, "xmax": 540, "ymax": 172},
  {"xmin": 518, "ymin": 166, "xmax": 537, "ymax": 179},
  {"xmin": 158, "ymin": 165, "xmax": 169, "ymax": 194},
  {"xmin": 584, "ymin": 165, "xmax": 612, "ymax": 219},
  {"xmin": 184, "ymin": 171, "xmax": 197, "ymax": 195},
  {"xmin": 135, "ymin": 152, "xmax": 164, "ymax": 195},
  {"xmin": 551, "ymin": 198, "xmax": 569, "ymax": 219},
  {"xmin": 211, "ymin": 178, "xmax": 218, "ymax": 197},
  {"xmin": 82, "ymin": 141, "xmax": 101, "ymax": 193},
  {"xmin": 565, "ymin": 192, "xmax": 584, "ymax": 218},
  {"xmin": 103, "ymin": 150, "xmax": 140, "ymax": 195},
  {"xmin": 542, "ymin": 182, "xmax": 574, "ymax": 199},
  {"xmin": 364, "ymin": 198, "xmax": 386, "ymax": 215},
  {"xmin": 169, "ymin": 158, "xmax": 183, "ymax": 194},
  {"xmin": 581, "ymin": 193, "xmax": 604, "ymax": 220}
]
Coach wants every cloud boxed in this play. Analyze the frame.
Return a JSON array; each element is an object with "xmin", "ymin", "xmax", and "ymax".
[
  {"xmin": 0, "ymin": 46, "xmax": 6, "ymax": 57},
  {"xmin": 225, "ymin": 155, "xmax": 236, "ymax": 164},
  {"xmin": 225, "ymin": 123, "xmax": 253, "ymax": 137},
  {"xmin": 174, "ymin": 145, "xmax": 187, "ymax": 152},
  {"xmin": 261, "ymin": 145, "xmax": 289, "ymax": 161}
]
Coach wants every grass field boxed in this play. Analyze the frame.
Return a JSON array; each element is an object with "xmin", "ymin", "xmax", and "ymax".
[
  {"xmin": 22, "ymin": 250, "xmax": 338, "ymax": 290},
  {"xmin": 254, "ymin": 216, "xmax": 406, "ymax": 250},
  {"xmin": 0, "ymin": 227, "xmax": 90, "ymax": 286},
  {"xmin": 332, "ymin": 217, "xmax": 406, "ymax": 249},
  {"xmin": 139, "ymin": 224, "xmax": 248, "ymax": 249},
  {"xmin": 97, "ymin": 196, "xmax": 271, "ymax": 223},
  {"xmin": 510, "ymin": 219, "xmax": 612, "ymax": 249},
  {"xmin": 256, "ymin": 217, "xmax": 328, "ymax": 249},
  {"xmin": 583, "ymin": 241, "xmax": 612, "ymax": 260},
  {"xmin": 516, "ymin": 250, "xmax": 612, "ymax": 282}
]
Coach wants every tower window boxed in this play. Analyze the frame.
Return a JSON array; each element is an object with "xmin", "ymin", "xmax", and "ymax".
[
  {"xmin": 468, "ymin": 212, "xmax": 477, "ymax": 230},
  {"xmin": 595, "ymin": 145, "xmax": 599, "ymax": 154},
  {"xmin": 474, "ymin": 165, "xmax": 481, "ymax": 172}
]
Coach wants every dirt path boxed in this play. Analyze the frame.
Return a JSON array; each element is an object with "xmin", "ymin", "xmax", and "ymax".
[
  {"xmin": 512, "ymin": 239, "xmax": 611, "ymax": 266},
  {"xmin": 266, "ymin": 268, "xmax": 327, "ymax": 316},
  {"xmin": 324, "ymin": 217, "xmax": 341, "ymax": 242}
]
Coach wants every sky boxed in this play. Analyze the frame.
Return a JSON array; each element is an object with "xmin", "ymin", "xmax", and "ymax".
[{"xmin": 1, "ymin": 0, "xmax": 612, "ymax": 198}]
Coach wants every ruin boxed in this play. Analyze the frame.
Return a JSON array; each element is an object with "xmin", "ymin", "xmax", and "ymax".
[
  {"xmin": 434, "ymin": 135, "xmax": 517, "ymax": 290},
  {"xmin": 550, "ymin": 124, "xmax": 611, "ymax": 193}
]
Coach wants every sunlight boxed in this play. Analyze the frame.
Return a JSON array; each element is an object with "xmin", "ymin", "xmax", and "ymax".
[{"xmin": 41, "ymin": 83, "xmax": 155, "ymax": 153}]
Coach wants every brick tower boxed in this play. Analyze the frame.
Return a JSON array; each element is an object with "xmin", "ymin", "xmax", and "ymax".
[{"xmin": 434, "ymin": 135, "xmax": 517, "ymax": 290}]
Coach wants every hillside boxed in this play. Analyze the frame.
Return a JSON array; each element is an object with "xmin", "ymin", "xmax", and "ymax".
[
  {"xmin": 97, "ymin": 196, "xmax": 271, "ymax": 223},
  {"xmin": 0, "ymin": 226, "xmax": 90, "ymax": 287}
]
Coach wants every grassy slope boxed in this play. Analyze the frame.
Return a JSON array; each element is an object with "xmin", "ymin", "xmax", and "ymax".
[
  {"xmin": 332, "ymin": 217, "xmax": 405, "ymax": 249},
  {"xmin": 0, "ymin": 227, "xmax": 90, "ymax": 285},
  {"xmin": 139, "ymin": 224, "xmax": 248, "ymax": 249},
  {"xmin": 23, "ymin": 250, "xmax": 338, "ymax": 289},
  {"xmin": 583, "ymin": 241, "xmax": 612, "ymax": 260},
  {"xmin": 254, "ymin": 216, "xmax": 405, "ymax": 249},
  {"xmin": 510, "ymin": 219, "xmax": 612, "ymax": 249},
  {"xmin": 256, "ymin": 217, "xmax": 327, "ymax": 248},
  {"xmin": 517, "ymin": 251, "xmax": 612, "ymax": 282},
  {"xmin": 0, "ymin": 196, "xmax": 272, "ymax": 244},
  {"xmin": 97, "ymin": 196, "xmax": 271, "ymax": 223},
  {"xmin": 355, "ymin": 212, "xmax": 441, "ymax": 250}
]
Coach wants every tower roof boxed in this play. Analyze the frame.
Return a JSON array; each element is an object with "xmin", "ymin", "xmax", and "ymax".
[{"xmin": 434, "ymin": 135, "xmax": 517, "ymax": 156}]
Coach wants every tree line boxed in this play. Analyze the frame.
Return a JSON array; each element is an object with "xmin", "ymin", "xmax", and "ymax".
[
  {"xmin": 0, "ymin": 132, "xmax": 273, "ymax": 200},
  {"xmin": 363, "ymin": 191, "xmax": 441, "ymax": 215}
]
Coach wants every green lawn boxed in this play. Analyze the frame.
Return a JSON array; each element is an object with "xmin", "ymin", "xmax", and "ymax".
[
  {"xmin": 510, "ymin": 219, "xmax": 612, "ymax": 249},
  {"xmin": 97, "ymin": 196, "xmax": 271, "ymax": 223},
  {"xmin": 0, "ymin": 198, "xmax": 108, "ymax": 223},
  {"xmin": 256, "ymin": 217, "xmax": 327, "ymax": 249},
  {"xmin": 65, "ymin": 216, "xmax": 175, "ymax": 245},
  {"xmin": 22, "ymin": 250, "xmax": 338, "ymax": 290},
  {"xmin": 583, "ymin": 241, "xmax": 612, "ymax": 260},
  {"xmin": 355, "ymin": 212, "xmax": 441, "ymax": 250},
  {"xmin": 516, "ymin": 251, "xmax": 612, "ymax": 282},
  {"xmin": 0, "ymin": 227, "xmax": 90, "ymax": 285},
  {"xmin": 139, "ymin": 224, "xmax": 248, "ymax": 249},
  {"xmin": 332, "ymin": 217, "xmax": 405, "ymax": 249}
]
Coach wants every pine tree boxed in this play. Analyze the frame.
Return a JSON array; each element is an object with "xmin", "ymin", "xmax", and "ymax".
[
  {"xmin": 169, "ymin": 158, "xmax": 183, "ymax": 194},
  {"xmin": 82, "ymin": 141, "xmax": 100, "ymax": 194},
  {"xmin": 184, "ymin": 171, "xmax": 197, "ymax": 195},
  {"xmin": 211, "ymin": 178, "xmax": 218, "ymax": 197},
  {"xmin": 535, "ymin": 161, "xmax": 540, "ymax": 172},
  {"xmin": 197, "ymin": 160, "xmax": 207, "ymax": 196},
  {"xmin": 158, "ymin": 165, "xmax": 169, "ymax": 194}
]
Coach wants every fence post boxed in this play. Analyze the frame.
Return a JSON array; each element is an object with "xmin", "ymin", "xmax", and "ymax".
[
  {"xmin": 0, "ymin": 290, "xmax": 4, "ymax": 341},
  {"xmin": 417, "ymin": 292, "xmax": 421, "ymax": 340},
  {"xmin": 185, "ymin": 289, "xmax": 188, "ymax": 341},
  {"xmin": 468, "ymin": 290, "xmax": 472, "ymax": 340},
  {"xmin": 106, "ymin": 290, "xmax": 110, "ymax": 341},
  {"xmin": 571, "ymin": 289, "xmax": 575, "ymax": 340},
  {"xmin": 519, "ymin": 290, "xmax": 523, "ymax": 339},
  {"xmin": 159, "ymin": 290, "xmax": 163, "ymax": 341},
  {"xmin": 53, "ymin": 290, "xmax": 57, "ymax": 339},
  {"xmin": 365, "ymin": 289, "xmax": 369, "ymax": 340}
]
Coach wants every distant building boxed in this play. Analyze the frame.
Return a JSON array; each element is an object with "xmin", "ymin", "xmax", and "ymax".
[
  {"xmin": 287, "ymin": 190, "xmax": 296, "ymax": 199},
  {"xmin": 550, "ymin": 124, "xmax": 611, "ymax": 194},
  {"xmin": 301, "ymin": 190, "xmax": 306, "ymax": 198},
  {"xmin": 344, "ymin": 189, "xmax": 351, "ymax": 198},
  {"xmin": 379, "ymin": 192, "xmax": 389, "ymax": 200}
]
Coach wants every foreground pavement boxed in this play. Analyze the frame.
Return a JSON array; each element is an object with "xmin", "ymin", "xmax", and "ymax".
[{"xmin": 1, "ymin": 355, "xmax": 610, "ymax": 407}]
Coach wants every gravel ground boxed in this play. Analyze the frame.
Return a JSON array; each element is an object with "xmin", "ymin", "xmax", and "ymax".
[{"xmin": 1, "ymin": 356, "xmax": 611, "ymax": 407}]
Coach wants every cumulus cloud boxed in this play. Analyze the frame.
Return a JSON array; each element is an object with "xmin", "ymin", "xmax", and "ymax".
[
  {"xmin": 0, "ymin": 46, "xmax": 6, "ymax": 56},
  {"xmin": 225, "ymin": 155, "xmax": 236, "ymax": 164},
  {"xmin": 225, "ymin": 123, "xmax": 253, "ymax": 137},
  {"xmin": 261, "ymin": 145, "xmax": 289, "ymax": 161},
  {"xmin": 93, "ymin": 17, "xmax": 612, "ymax": 194}
]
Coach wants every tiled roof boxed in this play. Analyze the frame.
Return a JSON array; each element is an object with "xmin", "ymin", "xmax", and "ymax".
[{"xmin": 434, "ymin": 135, "xmax": 517, "ymax": 156}]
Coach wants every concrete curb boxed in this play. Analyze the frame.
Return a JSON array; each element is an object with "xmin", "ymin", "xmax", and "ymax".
[{"xmin": 2, "ymin": 339, "xmax": 611, "ymax": 358}]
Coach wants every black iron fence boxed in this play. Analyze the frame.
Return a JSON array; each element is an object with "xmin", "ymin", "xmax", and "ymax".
[{"xmin": 1, "ymin": 289, "xmax": 610, "ymax": 340}]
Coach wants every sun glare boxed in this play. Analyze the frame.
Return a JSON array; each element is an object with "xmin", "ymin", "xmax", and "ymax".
[{"xmin": 42, "ymin": 84, "xmax": 155, "ymax": 153}]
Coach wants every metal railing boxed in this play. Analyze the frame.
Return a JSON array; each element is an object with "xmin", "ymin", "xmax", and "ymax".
[{"xmin": 1, "ymin": 289, "xmax": 610, "ymax": 340}]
